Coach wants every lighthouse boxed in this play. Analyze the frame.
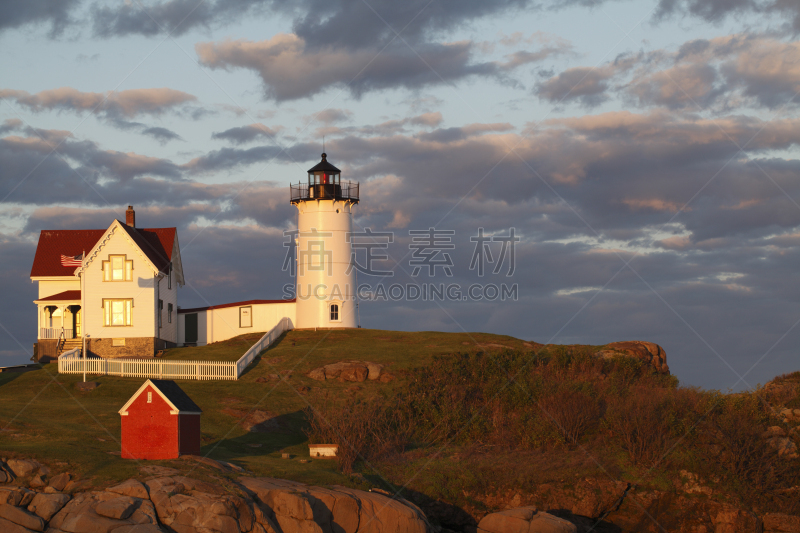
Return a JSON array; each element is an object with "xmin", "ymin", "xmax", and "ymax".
[{"xmin": 291, "ymin": 153, "xmax": 360, "ymax": 329}]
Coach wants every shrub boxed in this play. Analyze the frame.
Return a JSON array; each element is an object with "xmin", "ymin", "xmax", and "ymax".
[
  {"xmin": 305, "ymin": 394, "xmax": 409, "ymax": 473},
  {"xmin": 538, "ymin": 387, "xmax": 603, "ymax": 445},
  {"xmin": 604, "ymin": 386, "xmax": 673, "ymax": 466}
]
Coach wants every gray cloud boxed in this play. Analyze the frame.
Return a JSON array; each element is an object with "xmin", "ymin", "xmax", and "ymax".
[
  {"xmin": 197, "ymin": 37, "xmax": 501, "ymax": 101},
  {"xmin": 655, "ymin": 0, "xmax": 800, "ymax": 30},
  {"xmin": 0, "ymin": 0, "xmax": 80, "ymax": 36},
  {"xmin": 196, "ymin": 34, "xmax": 571, "ymax": 101},
  {"xmin": 538, "ymin": 34, "xmax": 800, "ymax": 111},
  {"xmin": 0, "ymin": 87, "xmax": 197, "ymax": 118},
  {"xmin": 142, "ymin": 126, "xmax": 183, "ymax": 143},
  {"xmin": 211, "ymin": 123, "xmax": 281, "ymax": 144},
  {"xmin": 536, "ymin": 66, "xmax": 617, "ymax": 107}
]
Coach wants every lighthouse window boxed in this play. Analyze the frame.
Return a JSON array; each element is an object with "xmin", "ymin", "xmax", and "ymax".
[{"xmin": 330, "ymin": 304, "xmax": 339, "ymax": 321}]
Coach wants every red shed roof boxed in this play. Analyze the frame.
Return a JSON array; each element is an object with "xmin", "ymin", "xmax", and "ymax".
[
  {"xmin": 178, "ymin": 299, "xmax": 296, "ymax": 314},
  {"xmin": 31, "ymin": 223, "xmax": 177, "ymax": 277},
  {"xmin": 35, "ymin": 290, "xmax": 81, "ymax": 302},
  {"xmin": 119, "ymin": 379, "xmax": 202, "ymax": 415}
]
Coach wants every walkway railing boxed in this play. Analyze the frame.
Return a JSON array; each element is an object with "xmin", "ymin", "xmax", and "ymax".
[
  {"xmin": 57, "ymin": 317, "xmax": 292, "ymax": 381},
  {"xmin": 235, "ymin": 317, "xmax": 292, "ymax": 378}
]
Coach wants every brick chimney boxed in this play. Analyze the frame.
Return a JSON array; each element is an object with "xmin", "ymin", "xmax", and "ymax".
[{"xmin": 126, "ymin": 205, "xmax": 135, "ymax": 228}]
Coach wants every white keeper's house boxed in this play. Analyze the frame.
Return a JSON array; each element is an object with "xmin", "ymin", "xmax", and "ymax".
[
  {"xmin": 30, "ymin": 207, "xmax": 184, "ymax": 361},
  {"xmin": 31, "ymin": 153, "xmax": 360, "ymax": 361}
]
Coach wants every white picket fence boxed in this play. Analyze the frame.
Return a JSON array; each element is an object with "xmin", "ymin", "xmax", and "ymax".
[{"xmin": 57, "ymin": 317, "xmax": 292, "ymax": 381}]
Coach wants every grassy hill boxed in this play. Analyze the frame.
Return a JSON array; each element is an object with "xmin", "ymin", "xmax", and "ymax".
[
  {"xmin": 1, "ymin": 328, "xmax": 798, "ymax": 528},
  {"xmin": 0, "ymin": 329, "xmax": 535, "ymax": 487}
]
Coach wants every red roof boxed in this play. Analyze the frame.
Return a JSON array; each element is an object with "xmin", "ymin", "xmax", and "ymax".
[
  {"xmin": 36, "ymin": 290, "xmax": 81, "ymax": 302},
  {"xmin": 178, "ymin": 299, "xmax": 296, "ymax": 314},
  {"xmin": 30, "ymin": 223, "xmax": 177, "ymax": 277}
]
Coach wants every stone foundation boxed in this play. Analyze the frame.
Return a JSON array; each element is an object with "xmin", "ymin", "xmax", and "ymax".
[
  {"xmin": 87, "ymin": 338, "xmax": 176, "ymax": 359},
  {"xmin": 35, "ymin": 340, "xmax": 60, "ymax": 363}
]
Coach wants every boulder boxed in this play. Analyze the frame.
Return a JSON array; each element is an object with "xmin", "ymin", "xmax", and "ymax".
[
  {"xmin": 106, "ymin": 479, "xmax": 149, "ymax": 500},
  {"xmin": 340, "ymin": 364, "xmax": 369, "ymax": 382},
  {"xmin": 27, "ymin": 493, "xmax": 71, "ymax": 521},
  {"xmin": 240, "ymin": 476, "xmax": 431, "ymax": 533},
  {"xmin": 764, "ymin": 513, "xmax": 800, "ymax": 533},
  {"xmin": 48, "ymin": 491, "xmax": 159, "ymax": 533},
  {"xmin": 146, "ymin": 476, "xmax": 251, "ymax": 533},
  {"xmin": 0, "ymin": 503, "xmax": 45, "ymax": 531},
  {"xmin": 594, "ymin": 341, "xmax": 669, "ymax": 374},
  {"xmin": 477, "ymin": 506, "xmax": 576, "ymax": 533},
  {"xmin": 95, "ymin": 496, "xmax": 137, "ymax": 520},
  {"xmin": 0, "ymin": 487, "xmax": 35, "ymax": 507},
  {"xmin": 6, "ymin": 460, "xmax": 41, "ymax": 478},
  {"xmin": 366, "ymin": 362, "xmax": 384, "ymax": 380},
  {"xmin": 29, "ymin": 475, "xmax": 46, "ymax": 489},
  {"xmin": 307, "ymin": 368, "xmax": 327, "ymax": 381},
  {"xmin": 48, "ymin": 473, "xmax": 70, "ymax": 492},
  {"xmin": 0, "ymin": 516, "xmax": 38, "ymax": 533}
]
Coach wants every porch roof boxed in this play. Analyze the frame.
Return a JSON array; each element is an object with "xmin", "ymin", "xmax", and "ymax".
[{"xmin": 34, "ymin": 290, "xmax": 81, "ymax": 305}]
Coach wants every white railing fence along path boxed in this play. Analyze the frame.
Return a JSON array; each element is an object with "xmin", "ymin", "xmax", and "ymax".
[
  {"xmin": 235, "ymin": 317, "xmax": 292, "ymax": 378},
  {"xmin": 57, "ymin": 317, "xmax": 292, "ymax": 381}
]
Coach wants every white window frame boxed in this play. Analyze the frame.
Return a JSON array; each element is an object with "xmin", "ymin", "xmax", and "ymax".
[
  {"xmin": 329, "ymin": 303, "xmax": 340, "ymax": 322},
  {"xmin": 103, "ymin": 299, "xmax": 133, "ymax": 327},
  {"xmin": 168, "ymin": 303, "xmax": 173, "ymax": 323},
  {"xmin": 102, "ymin": 255, "xmax": 133, "ymax": 282}
]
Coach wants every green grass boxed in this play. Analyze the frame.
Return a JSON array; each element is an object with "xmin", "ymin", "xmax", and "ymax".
[{"xmin": 0, "ymin": 328, "xmax": 530, "ymax": 488}]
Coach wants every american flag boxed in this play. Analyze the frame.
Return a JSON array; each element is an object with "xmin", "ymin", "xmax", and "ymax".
[{"xmin": 60, "ymin": 253, "xmax": 83, "ymax": 267}]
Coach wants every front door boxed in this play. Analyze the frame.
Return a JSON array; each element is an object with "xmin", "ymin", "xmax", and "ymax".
[
  {"xmin": 184, "ymin": 313, "xmax": 197, "ymax": 344},
  {"xmin": 75, "ymin": 309, "xmax": 81, "ymax": 337}
]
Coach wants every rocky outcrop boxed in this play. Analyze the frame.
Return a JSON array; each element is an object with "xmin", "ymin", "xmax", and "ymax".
[
  {"xmin": 477, "ymin": 506, "xmax": 577, "ymax": 533},
  {"xmin": 594, "ymin": 341, "xmax": 669, "ymax": 374},
  {"xmin": 240, "ymin": 476, "xmax": 432, "ymax": 533},
  {"xmin": 307, "ymin": 361, "xmax": 390, "ymax": 382}
]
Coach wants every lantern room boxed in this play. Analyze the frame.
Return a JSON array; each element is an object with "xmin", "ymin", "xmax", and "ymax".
[{"xmin": 290, "ymin": 153, "xmax": 359, "ymax": 204}]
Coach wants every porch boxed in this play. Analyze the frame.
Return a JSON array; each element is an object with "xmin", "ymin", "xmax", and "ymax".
[
  {"xmin": 34, "ymin": 290, "xmax": 82, "ymax": 340},
  {"xmin": 34, "ymin": 290, "xmax": 82, "ymax": 362}
]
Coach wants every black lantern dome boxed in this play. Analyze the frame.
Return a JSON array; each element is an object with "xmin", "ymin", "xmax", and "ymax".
[{"xmin": 290, "ymin": 153, "xmax": 359, "ymax": 204}]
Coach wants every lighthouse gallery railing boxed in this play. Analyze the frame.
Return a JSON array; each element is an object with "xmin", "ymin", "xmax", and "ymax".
[{"xmin": 57, "ymin": 317, "xmax": 293, "ymax": 381}]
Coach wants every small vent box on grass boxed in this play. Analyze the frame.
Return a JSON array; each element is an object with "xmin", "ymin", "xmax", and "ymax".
[{"xmin": 309, "ymin": 444, "xmax": 338, "ymax": 458}]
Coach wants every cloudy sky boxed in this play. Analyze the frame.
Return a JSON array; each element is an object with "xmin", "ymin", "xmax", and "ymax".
[{"xmin": 1, "ymin": 0, "xmax": 799, "ymax": 390}]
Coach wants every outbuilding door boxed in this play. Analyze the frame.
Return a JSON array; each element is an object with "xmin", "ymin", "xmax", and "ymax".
[{"xmin": 184, "ymin": 313, "xmax": 198, "ymax": 344}]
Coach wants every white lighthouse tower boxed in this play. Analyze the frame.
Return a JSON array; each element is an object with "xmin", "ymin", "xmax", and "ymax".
[{"xmin": 291, "ymin": 153, "xmax": 359, "ymax": 329}]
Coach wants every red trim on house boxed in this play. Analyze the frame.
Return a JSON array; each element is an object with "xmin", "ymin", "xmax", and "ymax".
[
  {"xmin": 35, "ymin": 290, "xmax": 81, "ymax": 302},
  {"xmin": 178, "ymin": 299, "xmax": 296, "ymax": 314}
]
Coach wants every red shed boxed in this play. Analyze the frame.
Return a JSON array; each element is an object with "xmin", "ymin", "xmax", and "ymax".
[{"xmin": 119, "ymin": 379, "xmax": 202, "ymax": 460}]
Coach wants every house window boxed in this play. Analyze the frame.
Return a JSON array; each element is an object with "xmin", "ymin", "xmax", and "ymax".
[
  {"xmin": 147, "ymin": 392, "xmax": 152, "ymax": 403},
  {"xmin": 168, "ymin": 303, "xmax": 173, "ymax": 323},
  {"xmin": 103, "ymin": 255, "xmax": 133, "ymax": 281},
  {"xmin": 103, "ymin": 299, "xmax": 132, "ymax": 326},
  {"xmin": 167, "ymin": 264, "xmax": 172, "ymax": 289},
  {"xmin": 330, "ymin": 303, "xmax": 339, "ymax": 321},
  {"xmin": 158, "ymin": 299, "xmax": 163, "ymax": 327}
]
